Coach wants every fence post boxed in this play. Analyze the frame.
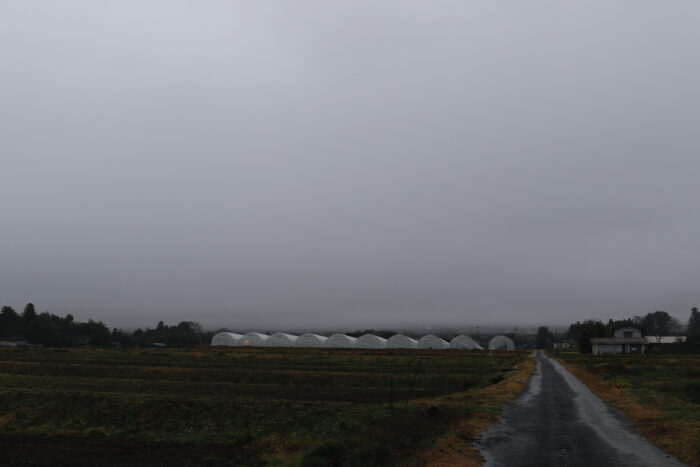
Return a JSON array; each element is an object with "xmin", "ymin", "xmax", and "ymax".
[
  {"xmin": 389, "ymin": 375, "xmax": 393, "ymax": 409},
  {"xmin": 405, "ymin": 359, "xmax": 422, "ymax": 409}
]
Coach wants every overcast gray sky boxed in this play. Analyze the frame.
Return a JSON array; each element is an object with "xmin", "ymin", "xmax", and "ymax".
[{"xmin": 1, "ymin": 1, "xmax": 699, "ymax": 330}]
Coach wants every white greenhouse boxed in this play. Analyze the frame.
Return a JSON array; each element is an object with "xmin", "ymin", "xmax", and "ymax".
[
  {"xmin": 266, "ymin": 332, "xmax": 298, "ymax": 347},
  {"xmin": 418, "ymin": 334, "xmax": 450, "ymax": 349},
  {"xmin": 210, "ymin": 332, "xmax": 243, "ymax": 347},
  {"xmin": 450, "ymin": 335, "xmax": 483, "ymax": 350},
  {"xmin": 354, "ymin": 334, "xmax": 387, "ymax": 349},
  {"xmin": 294, "ymin": 333, "xmax": 328, "ymax": 348},
  {"xmin": 324, "ymin": 333, "xmax": 357, "ymax": 348},
  {"xmin": 386, "ymin": 334, "xmax": 418, "ymax": 349},
  {"xmin": 240, "ymin": 332, "xmax": 269, "ymax": 347},
  {"xmin": 488, "ymin": 335, "xmax": 515, "ymax": 351}
]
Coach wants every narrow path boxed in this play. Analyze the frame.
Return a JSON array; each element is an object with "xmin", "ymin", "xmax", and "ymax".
[{"xmin": 478, "ymin": 350, "xmax": 684, "ymax": 467}]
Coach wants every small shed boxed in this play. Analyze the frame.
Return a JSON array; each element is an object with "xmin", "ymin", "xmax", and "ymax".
[
  {"xmin": 324, "ymin": 334, "xmax": 357, "ymax": 348},
  {"xmin": 354, "ymin": 334, "xmax": 387, "ymax": 349},
  {"xmin": 240, "ymin": 332, "xmax": 269, "ymax": 347},
  {"xmin": 386, "ymin": 334, "xmax": 418, "ymax": 349},
  {"xmin": 266, "ymin": 332, "xmax": 298, "ymax": 347},
  {"xmin": 418, "ymin": 334, "xmax": 450, "ymax": 349},
  {"xmin": 210, "ymin": 332, "xmax": 243, "ymax": 347},
  {"xmin": 294, "ymin": 333, "xmax": 328, "ymax": 348},
  {"xmin": 488, "ymin": 335, "xmax": 515, "ymax": 351},
  {"xmin": 450, "ymin": 335, "xmax": 483, "ymax": 350}
]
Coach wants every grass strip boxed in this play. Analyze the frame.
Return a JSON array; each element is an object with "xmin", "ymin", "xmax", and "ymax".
[
  {"xmin": 554, "ymin": 352, "xmax": 700, "ymax": 467},
  {"xmin": 418, "ymin": 352, "xmax": 536, "ymax": 466}
]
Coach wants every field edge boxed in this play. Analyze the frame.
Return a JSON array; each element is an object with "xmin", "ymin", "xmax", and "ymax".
[
  {"xmin": 417, "ymin": 351, "xmax": 536, "ymax": 466},
  {"xmin": 553, "ymin": 353, "xmax": 700, "ymax": 467}
]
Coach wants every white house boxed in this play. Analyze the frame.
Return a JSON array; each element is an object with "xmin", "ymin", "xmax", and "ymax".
[{"xmin": 591, "ymin": 326, "xmax": 647, "ymax": 355}]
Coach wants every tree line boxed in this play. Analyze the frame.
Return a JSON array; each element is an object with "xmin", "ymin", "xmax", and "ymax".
[
  {"xmin": 5, "ymin": 302, "xmax": 700, "ymax": 351},
  {"xmin": 0, "ymin": 303, "xmax": 212, "ymax": 348}
]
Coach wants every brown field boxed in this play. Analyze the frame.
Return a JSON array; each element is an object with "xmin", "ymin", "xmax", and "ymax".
[{"xmin": 0, "ymin": 346, "xmax": 533, "ymax": 466}]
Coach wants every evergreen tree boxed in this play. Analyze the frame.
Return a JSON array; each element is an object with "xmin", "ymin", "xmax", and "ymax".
[
  {"xmin": 688, "ymin": 307, "xmax": 700, "ymax": 336},
  {"xmin": 21, "ymin": 303, "xmax": 39, "ymax": 341},
  {"xmin": 22, "ymin": 303, "xmax": 37, "ymax": 322},
  {"xmin": 535, "ymin": 326, "xmax": 554, "ymax": 349},
  {"xmin": 640, "ymin": 311, "xmax": 676, "ymax": 336},
  {"xmin": 85, "ymin": 319, "xmax": 111, "ymax": 346},
  {"xmin": 569, "ymin": 320, "xmax": 606, "ymax": 353},
  {"xmin": 0, "ymin": 306, "xmax": 20, "ymax": 336},
  {"xmin": 1, "ymin": 304, "xmax": 207, "ymax": 348}
]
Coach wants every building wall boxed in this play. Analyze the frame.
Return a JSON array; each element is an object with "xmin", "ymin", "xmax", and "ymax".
[
  {"xmin": 597, "ymin": 344, "xmax": 622, "ymax": 354},
  {"xmin": 593, "ymin": 342, "xmax": 645, "ymax": 355},
  {"xmin": 614, "ymin": 327, "xmax": 642, "ymax": 338}
]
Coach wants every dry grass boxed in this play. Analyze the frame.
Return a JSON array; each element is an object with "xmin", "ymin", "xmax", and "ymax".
[
  {"xmin": 0, "ymin": 411, "xmax": 16, "ymax": 428},
  {"xmin": 419, "ymin": 354, "xmax": 536, "ymax": 466},
  {"xmin": 555, "ymin": 355, "xmax": 700, "ymax": 467}
]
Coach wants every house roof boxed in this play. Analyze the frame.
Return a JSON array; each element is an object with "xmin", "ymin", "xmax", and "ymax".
[{"xmin": 591, "ymin": 338, "xmax": 648, "ymax": 345}]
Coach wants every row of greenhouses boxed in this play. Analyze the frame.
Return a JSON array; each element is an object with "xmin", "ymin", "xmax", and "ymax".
[{"xmin": 211, "ymin": 332, "xmax": 515, "ymax": 351}]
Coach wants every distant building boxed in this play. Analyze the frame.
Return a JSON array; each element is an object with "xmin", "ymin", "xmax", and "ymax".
[
  {"xmin": 386, "ymin": 334, "xmax": 418, "ymax": 349},
  {"xmin": 553, "ymin": 340, "xmax": 574, "ymax": 350},
  {"xmin": 645, "ymin": 336, "xmax": 686, "ymax": 345},
  {"xmin": 591, "ymin": 326, "xmax": 647, "ymax": 355},
  {"xmin": 266, "ymin": 333, "xmax": 298, "ymax": 347},
  {"xmin": 418, "ymin": 334, "xmax": 450, "ymax": 349},
  {"xmin": 324, "ymin": 334, "xmax": 357, "ymax": 348},
  {"xmin": 240, "ymin": 332, "xmax": 269, "ymax": 347},
  {"xmin": 644, "ymin": 335, "xmax": 686, "ymax": 353},
  {"xmin": 354, "ymin": 334, "xmax": 387, "ymax": 349},
  {"xmin": 211, "ymin": 332, "xmax": 243, "ymax": 346},
  {"xmin": 294, "ymin": 333, "xmax": 327, "ymax": 348},
  {"xmin": 488, "ymin": 335, "xmax": 515, "ymax": 351},
  {"xmin": 450, "ymin": 335, "xmax": 483, "ymax": 350},
  {"xmin": 0, "ymin": 338, "xmax": 30, "ymax": 347}
]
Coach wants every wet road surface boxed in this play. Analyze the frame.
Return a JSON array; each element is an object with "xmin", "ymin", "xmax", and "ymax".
[{"xmin": 478, "ymin": 350, "xmax": 684, "ymax": 467}]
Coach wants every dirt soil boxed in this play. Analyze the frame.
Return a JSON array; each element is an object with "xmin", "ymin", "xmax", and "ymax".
[{"xmin": 0, "ymin": 434, "xmax": 250, "ymax": 466}]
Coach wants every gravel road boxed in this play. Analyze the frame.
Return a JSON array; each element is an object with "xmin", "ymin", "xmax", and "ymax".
[{"xmin": 478, "ymin": 350, "xmax": 685, "ymax": 467}]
